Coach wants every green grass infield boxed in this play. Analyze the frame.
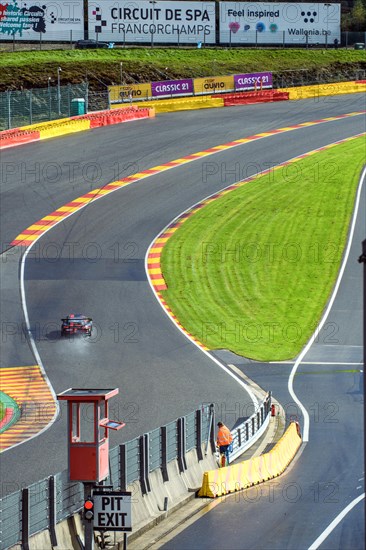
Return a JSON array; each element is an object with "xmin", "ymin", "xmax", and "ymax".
[{"xmin": 161, "ymin": 135, "xmax": 365, "ymax": 361}]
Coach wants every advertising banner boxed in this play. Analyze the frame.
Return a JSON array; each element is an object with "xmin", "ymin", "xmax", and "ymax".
[
  {"xmin": 152, "ymin": 79, "xmax": 194, "ymax": 98},
  {"xmin": 194, "ymin": 75, "xmax": 235, "ymax": 95},
  {"xmin": 219, "ymin": 3, "xmax": 341, "ymax": 45},
  {"xmin": 0, "ymin": 0, "xmax": 84, "ymax": 40},
  {"xmin": 109, "ymin": 83, "xmax": 152, "ymax": 102},
  {"xmin": 88, "ymin": 1, "xmax": 216, "ymax": 44},
  {"xmin": 234, "ymin": 72, "xmax": 273, "ymax": 91}
]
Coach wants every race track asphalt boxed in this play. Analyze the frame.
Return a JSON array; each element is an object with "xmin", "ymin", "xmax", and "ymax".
[
  {"xmin": 161, "ymin": 176, "xmax": 365, "ymax": 549},
  {"xmin": 0, "ymin": 92, "xmax": 365, "ymax": 550}
]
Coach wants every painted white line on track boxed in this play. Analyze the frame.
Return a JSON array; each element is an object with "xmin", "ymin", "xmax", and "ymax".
[
  {"xmin": 270, "ymin": 361, "xmax": 363, "ymax": 366},
  {"xmin": 288, "ymin": 164, "xmax": 366, "ymax": 443},
  {"xmin": 144, "ymin": 230, "xmax": 259, "ymax": 408},
  {"xmin": 308, "ymin": 493, "xmax": 365, "ymax": 550},
  {"xmin": 0, "ymin": 247, "xmax": 61, "ymax": 453}
]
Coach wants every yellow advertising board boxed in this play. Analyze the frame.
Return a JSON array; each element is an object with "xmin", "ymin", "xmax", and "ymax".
[
  {"xmin": 193, "ymin": 75, "xmax": 234, "ymax": 95},
  {"xmin": 109, "ymin": 83, "xmax": 152, "ymax": 103}
]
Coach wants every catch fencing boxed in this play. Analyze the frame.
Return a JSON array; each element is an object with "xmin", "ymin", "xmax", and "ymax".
[
  {"xmin": 0, "ymin": 84, "xmax": 110, "ymax": 131},
  {"xmin": 0, "ymin": 394, "xmax": 271, "ymax": 549},
  {"xmin": 0, "ymin": 30, "xmax": 365, "ymax": 50}
]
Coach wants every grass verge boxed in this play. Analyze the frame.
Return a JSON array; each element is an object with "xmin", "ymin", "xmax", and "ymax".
[
  {"xmin": 0, "ymin": 48, "xmax": 364, "ymax": 91},
  {"xmin": 161, "ymin": 135, "xmax": 365, "ymax": 361}
]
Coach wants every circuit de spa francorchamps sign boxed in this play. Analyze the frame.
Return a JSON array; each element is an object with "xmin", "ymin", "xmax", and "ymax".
[{"xmin": 88, "ymin": 1, "xmax": 216, "ymax": 44}]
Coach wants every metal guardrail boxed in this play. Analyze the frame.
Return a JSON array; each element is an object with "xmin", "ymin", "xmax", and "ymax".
[
  {"xmin": 230, "ymin": 392, "xmax": 271, "ymax": 462},
  {"xmin": 0, "ymin": 393, "xmax": 272, "ymax": 549}
]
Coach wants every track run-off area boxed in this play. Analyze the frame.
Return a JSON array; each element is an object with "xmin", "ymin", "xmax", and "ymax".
[{"xmin": 0, "ymin": 93, "xmax": 365, "ymax": 548}]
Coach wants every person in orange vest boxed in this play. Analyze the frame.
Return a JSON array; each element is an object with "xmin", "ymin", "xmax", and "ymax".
[{"xmin": 216, "ymin": 422, "xmax": 233, "ymax": 467}]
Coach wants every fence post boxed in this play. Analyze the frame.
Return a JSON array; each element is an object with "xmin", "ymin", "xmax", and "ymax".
[
  {"xmin": 144, "ymin": 433, "xmax": 151, "ymax": 492},
  {"xmin": 67, "ymin": 84, "xmax": 71, "ymax": 117},
  {"xmin": 177, "ymin": 417, "xmax": 187, "ymax": 472},
  {"xmin": 48, "ymin": 81, "xmax": 52, "ymax": 120},
  {"xmin": 85, "ymin": 80, "xmax": 89, "ymax": 113},
  {"xmin": 195, "ymin": 409, "xmax": 203, "ymax": 461},
  {"xmin": 29, "ymin": 90, "xmax": 32, "ymax": 125},
  {"xmin": 209, "ymin": 403, "xmax": 216, "ymax": 453},
  {"xmin": 48, "ymin": 476, "xmax": 58, "ymax": 547},
  {"xmin": 21, "ymin": 487, "xmax": 30, "ymax": 550},
  {"xmin": 7, "ymin": 90, "xmax": 11, "ymax": 130},
  {"xmin": 139, "ymin": 434, "xmax": 151, "ymax": 494},
  {"xmin": 119, "ymin": 444, "xmax": 127, "ymax": 491},
  {"xmin": 160, "ymin": 426, "xmax": 169, "ymax": 481},
  {"xmin": 139, "ymin": 435, "xmax": 147, "ymax": 495}
]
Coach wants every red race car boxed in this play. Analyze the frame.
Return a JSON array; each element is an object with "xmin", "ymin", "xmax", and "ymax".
[{"xmin": 61, "ymin": 314, "xmax": 93, "ymax": 336}]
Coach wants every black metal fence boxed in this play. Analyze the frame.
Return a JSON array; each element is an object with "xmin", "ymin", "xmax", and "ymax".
[
  {"xmin": 0, "ymin": 30, "xmax": 365, "ymax": 50},
  {"xmin": 0, "ymin": 394, "xmax": 271, "ymax": 549}
]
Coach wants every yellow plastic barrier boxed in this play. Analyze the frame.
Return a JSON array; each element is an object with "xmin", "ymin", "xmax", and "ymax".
[
  {"xmin": 112, "ymin": 96, "xmax": 224, "ymax": 113},
  {"xmin": 279, "ymin": 81, "xmax": 366, "ymax": 100},
  {"xmin": 198, "ymin": 422, "xmax": 302, "ymax": 498}
]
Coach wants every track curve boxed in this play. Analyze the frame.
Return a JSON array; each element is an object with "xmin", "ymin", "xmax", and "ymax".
[{"xmin": 0, "ymin": 92, "xmax": 365, "ymax": 550}]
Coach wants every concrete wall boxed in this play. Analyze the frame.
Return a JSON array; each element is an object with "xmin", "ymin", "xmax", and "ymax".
[{"xmin": 11, "ymin": 444, "xmax": 216, "ymax": 549}]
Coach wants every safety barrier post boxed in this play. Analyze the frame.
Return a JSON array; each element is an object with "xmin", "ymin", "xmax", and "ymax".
[
  {"xmin": 119, "ymin": 444, "xmax": 127, "ymax": 491},
  {"xmin": 195, "ymin": 409, "xmax": 203, "ymax": 461},
  {"xmin": 209, "ymin": 403, "xmax": 216, "ymax": 453},
  {"xmin": 237, "ymin": 427, "xmax": 242, "ymax": 448},
  {"xmin": 160, "ymin": 426, "xmax": 169, "ymax": 481},
  {"xmin": 177, "ymin": 417, "xmax": 187, "ymax": 472},
  {"xmin": 48, "ymin": 476, "xmax": 58, "ymax": 547},
  {"xmin": 139, "ymin": 435, "xmax": 148, "ymax": 495},
  {"xmin": 21, "ymin": 487, "xmax": 29, "ymax": 550}
]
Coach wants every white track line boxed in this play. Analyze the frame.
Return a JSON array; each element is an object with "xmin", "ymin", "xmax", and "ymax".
[
  {"xmin": 0, "ymin": 248, "xmax": 61, "ymax": 453},
  {"xmin": 145, "ymin": 229, "xmax": 259, "ymax": 408},
  {"xmin": 145, "ymin": 139, "xmax": 365, "ymax": 433},
  {"xmin": 11, "ymin": 130, "xmax": 365, "ymax": 450},
  {"xmin": 308, "ymin": 493, "xmax": 365, "ymax": 549},
  {"xmin": 288, "ymin": 164, "xmax": 366, "ymax": 443}
]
